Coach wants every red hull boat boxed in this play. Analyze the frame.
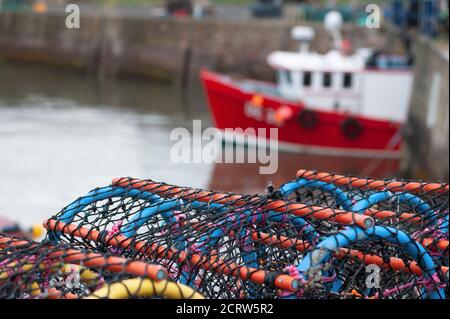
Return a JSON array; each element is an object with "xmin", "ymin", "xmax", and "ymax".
[{"xmin": 201, "ymin": 69, "xmax": 402, "ymax": 158}]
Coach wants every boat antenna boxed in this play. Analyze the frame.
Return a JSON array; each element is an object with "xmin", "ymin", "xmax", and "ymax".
[
  {"xmin": 291, "ymin": 26, "xmax": 315, "ymax": 53},
  {"xmin": 324, "ymin": 11, "xmax": 344, "ymax": 52}
]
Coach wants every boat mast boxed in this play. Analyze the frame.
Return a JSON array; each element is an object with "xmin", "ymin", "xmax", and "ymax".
[{"xmin": 324, "ymin": 11, "xmax": 344, "ymax": 52}]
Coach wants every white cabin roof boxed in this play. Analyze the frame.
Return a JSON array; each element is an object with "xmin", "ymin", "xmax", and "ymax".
[{"xmin": 267, "ymin": 50, "xmax": 366, "ymax": 73}]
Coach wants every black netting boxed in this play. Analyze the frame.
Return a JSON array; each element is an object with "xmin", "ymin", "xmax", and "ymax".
[
  {"xmin": 1, "ymin": 169, "xmax": 448, "ymax": 299},
  {"xmin": 0, "ymin": 170, "xmax": 449, "ymax": 299},
  {"xmin": 0, "ymin": 234, "xmax": 204, "ymax": 299}
]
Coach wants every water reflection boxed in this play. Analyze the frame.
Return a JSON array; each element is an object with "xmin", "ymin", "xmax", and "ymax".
[
  {"xmin": 0, "ymin": 62, "xmax": 399, "ymax": 227},
  {"xmin": 0, "ymin": 63, "xmax": 212, "ymax": 226},
  {"xmin": 209, "ymin": 153, "xmax": 399, "ymax": 194}
]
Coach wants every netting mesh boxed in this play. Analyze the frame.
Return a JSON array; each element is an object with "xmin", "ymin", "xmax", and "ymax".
[
  {"xmin": 1, "ymin": 169, "xmax": 448, "ymax": 299},
  {"xmin": 0, "ymin": 234, "xmax": 204, "ymax": 299},
  {"xmin": 0, "ymin": 170, "xmax": 449, "ymax": 299},
  {"xmin": 293, "ymin": 170, "xmax": 448, "ymax": 256}
]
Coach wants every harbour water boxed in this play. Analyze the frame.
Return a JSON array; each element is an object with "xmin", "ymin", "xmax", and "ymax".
[{"xmin": 0, "ymin": 62, "xmax": 399, "ymax": 227}]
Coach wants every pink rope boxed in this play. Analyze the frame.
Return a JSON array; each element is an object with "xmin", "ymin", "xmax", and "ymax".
[
  {"xmin": 279, "ymin": 265, "xmax": 305, "ymax": 298},
  {"xmin": 106, "ymin": 221, "xmax": 123, "ymax": 254},
  {"xmin": 383, "ymin": 273, "xmax": 446, "ymax": 297},
  {"xmin": 383, "ymin": 282, "xmax": 415, "ymax": 297},
  {"xmin": 173, "ymin": 212, "xmax": 186, "ymax": 223},
  {"xmin": 419, "ymin": 273, "xmax": 447, "ymax": 292},
  {"xmin": 239, "ymin": 229, "xmax": 253, "ymax": 252},
  {"xmin": 321, "ymin": 273, "xmax": 337, "ymax": 283},
  {"xmin": 169, "ymin": 212, "xmax": 187, "ymax": 236},
  {"xmin": 106, "ymin": 221, "xmax": 123, "ymax": 239}
]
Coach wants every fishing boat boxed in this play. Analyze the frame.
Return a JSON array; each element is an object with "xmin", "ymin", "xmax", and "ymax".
[{"xmin": 201, "ymin": 12, "xmax": 413, "ymax": 158}]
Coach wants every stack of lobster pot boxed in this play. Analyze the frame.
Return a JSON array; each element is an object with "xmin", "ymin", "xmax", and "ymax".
[{"xmin": 0, "ymin": 169, "xmax": 448, "ymax": 299}]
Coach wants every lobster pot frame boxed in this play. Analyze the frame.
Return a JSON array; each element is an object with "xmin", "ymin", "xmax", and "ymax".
[
  {"xmin": 44, "ymin": 184, "xmax": 308, "ymax": 298},
  {"xmin": 288, "ymin": 170, "xmax": 448, "ymax": 250},
  {"xmin": 40, "ymin": 171, "xmax": 448, "ymax": 299},
  {"xmin": 0, "ymin": 234, "xmax": 203, "ymax": 299}
]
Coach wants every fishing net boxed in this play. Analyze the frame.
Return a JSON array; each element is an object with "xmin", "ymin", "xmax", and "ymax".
[
  {"xmin": 292, "ymin": 170, "xmax": 448, "ymax": 251},
  {"xmin": 39, "ymin": 170, "xmax": 448, "ymax": 299},
  {"xmin": 0, "ymin": 234, "xmax": 204, "ymax": 299}
]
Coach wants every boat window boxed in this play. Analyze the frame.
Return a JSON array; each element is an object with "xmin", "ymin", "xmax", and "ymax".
[
  {"xmin": 343, "ymin": 73, "xmax": 353, "ymax": 88},
  {"xmin": 323, "ymin": 72, "xmax": 332, "ymax": 88},
  {"xmin": 303, "ymin": 72, "xmax": 312, "ymax": 87},
  {"xmin": 285, "ymin": 70, "xmax": 292, "ymax": 85},
  {"xmin": 279, "ymin": 70, "xmax": 292, "ymax": 86}
]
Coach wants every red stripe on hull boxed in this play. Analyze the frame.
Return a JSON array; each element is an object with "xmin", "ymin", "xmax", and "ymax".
[{"xmin": 201, "ymin": 69, "xmax": 402, "ymax": 153}]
